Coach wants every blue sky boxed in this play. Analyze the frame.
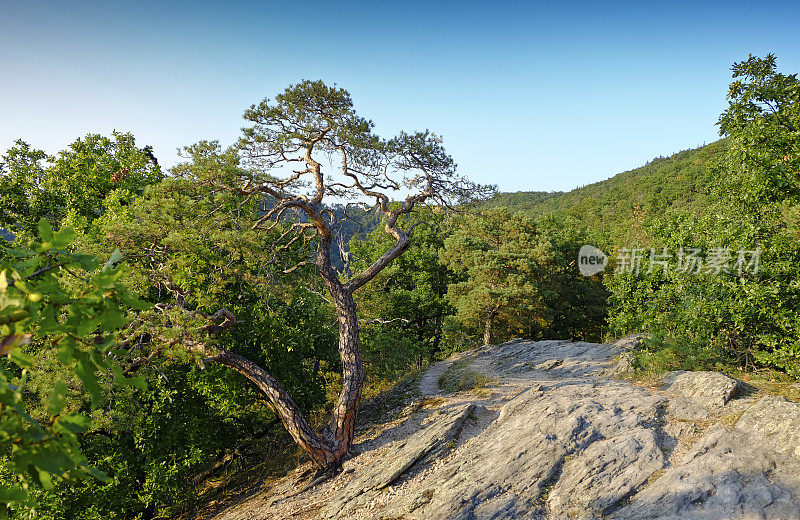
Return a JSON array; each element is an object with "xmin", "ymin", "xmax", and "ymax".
[{"xmin": 1, "ymin": 0, "xmax": 798, "ymax": 192}]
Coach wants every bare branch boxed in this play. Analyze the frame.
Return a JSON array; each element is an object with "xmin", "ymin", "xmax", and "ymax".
[
  {"xmin": 199, "ymin": 308, "xmax": 237, "ymax": 335},
  {"xmin": 360, "ymin": 317, "xmax": 410, "ymax": 325}
]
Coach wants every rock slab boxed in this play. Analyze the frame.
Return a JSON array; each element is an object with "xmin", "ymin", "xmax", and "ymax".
[{"xmin": 210, "ymin": 337, "xmax": 800, "ymax": 520}]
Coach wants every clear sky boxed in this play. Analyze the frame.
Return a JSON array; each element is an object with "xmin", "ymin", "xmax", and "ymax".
[{"xmin": 1, "ymin": 0, "xmax": 799, "ymax": 192}]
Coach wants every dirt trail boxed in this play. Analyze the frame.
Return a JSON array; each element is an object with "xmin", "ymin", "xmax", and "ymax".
[{"xmin": 417, "ymin": 358, "xmax": 449, "ymax": 396}]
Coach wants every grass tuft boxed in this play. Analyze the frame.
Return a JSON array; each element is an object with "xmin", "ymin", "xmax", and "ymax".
[{"xmin": 437, "ymin": 360, "xmax": 494, "ymax": 394}]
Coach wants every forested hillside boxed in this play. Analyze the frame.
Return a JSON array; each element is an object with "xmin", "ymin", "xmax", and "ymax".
[
  {"xmin": 488, "ymin": 55, "xmax": 800, "ymax": 383},
  {"xmin": 487, "ymin": 139, "xmax": 727, "ymax": 245}
]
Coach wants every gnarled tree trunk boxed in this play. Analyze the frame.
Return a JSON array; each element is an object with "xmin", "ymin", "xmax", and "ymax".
[
  {"xmin": 318, "ymin": 230, "xmax": 364, "ymax": 463},
  {"xmin": 322, "ymin": 288, "xmax": 362, "ymax": 461},
  {"xmin": 483, "ymin": 304, "xmax": 500, "ymax": 346},
  {"xmin": 206, "ymin": 231, "xmax": 378, "ymax": 468},
  {"xmin": 210, "ymin": 350, "xmax": 334, "ymax": 467},
  {"xmin": 207, "ymin": 288, "xmax": 364, "ymax": 468}
]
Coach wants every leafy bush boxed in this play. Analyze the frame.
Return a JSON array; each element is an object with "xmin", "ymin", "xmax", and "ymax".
[
  {"xmin": 606, "ymin": 55, "xmax": 800, "ymax": 379},
  {"xmin": 0, "ymin": 221, "xmax": 147, "ymax": 518}
]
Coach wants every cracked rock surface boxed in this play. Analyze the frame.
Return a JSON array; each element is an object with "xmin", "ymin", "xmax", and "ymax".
[{"xmin": 209, "ymin": 338, "xmax": 800, "ymax": 520}]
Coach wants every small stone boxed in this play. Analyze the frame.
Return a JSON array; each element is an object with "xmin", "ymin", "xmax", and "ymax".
[
  {"xmin": 663, "ymin": 370, "xmax": 744, "ymax": 409},
  {"xmin": 535, "ymin": 358, "xmax": 562, "ymax": 371}
]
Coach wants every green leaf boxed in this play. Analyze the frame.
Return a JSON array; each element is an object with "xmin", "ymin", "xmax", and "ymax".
[
  {"xmin": 81, "ymin": 463, "xmax": 110, "ymax": 482},
  {"xmin": 53, "ymin": 414, "xmax": 91, "ymax": 434},
  {"xmin": 15, "ymin": 255, "xmax": 44, "ymax": 278},
  {"xmin": 74, "ymin": 354, "xmax": 103, "ymax": 406},
  {"xmin": 0, "ymin": 483, "xmax": 27, "ymax": 504},
  {"xmin": 102, "ymin": 248, "xmax": 124, "ymax": 272},
  {"xmin": 74, "ymin": 315, "xmax": 101, "ymax": 338},
  {"xmin": 111, "ymin": 365, "xmax": 147, "ymax": 390},
  {"xmin": 99, "ymin": 307, "xmax": 126, "ymax": 332},
  {"xmin": 119, "ymin": 287, "xmax": 150, "ymax": 310},
  {"xmin": 21, "ymin": 448, "xmax": 70, "ymax": 476},
  {"xmin": 8, "ymin": 349, "xmax": 35, "ymax": 369},
  {"xmin": 36, "ymin": 468, "xmax": 54, "ymax": 490},
  {"xmin": 74, "ymin": 254, "xmax": 99, "ymax": 271},
  {"xmin": 124, "ymin": 374, "xmax": 147, "ymax": 390},
  {"xmin": 4, "ymin": 248, "xmax": 35, "ymax": 258},
  {"xmin": 52, "ymin": 226, "xmax": 76, "ymax": 249},
  {"xmin": 49, "ymin": 380, "xmax": 68, "ymax": 416},
  {"xmin": 37, "ymin": 219, "xmax": 53, "ymax": 243},
  {"xmin": 56, "ymin": 340, "xmax": 75, "ymax": 364}
]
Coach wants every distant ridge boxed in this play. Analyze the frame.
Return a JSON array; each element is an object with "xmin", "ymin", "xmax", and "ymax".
[{"xmin": 486, "ymin": 139, "xmax": 727, "ymax": 244}]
